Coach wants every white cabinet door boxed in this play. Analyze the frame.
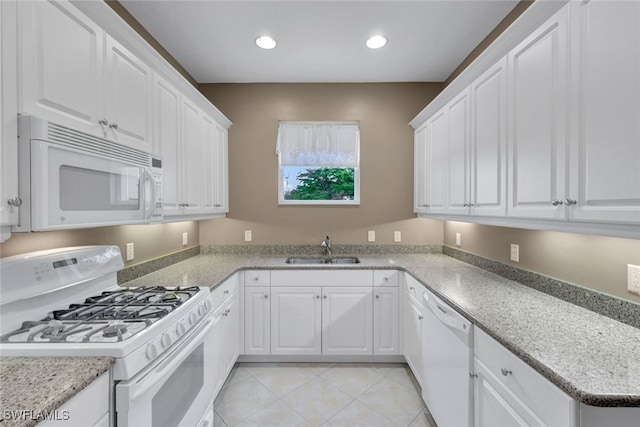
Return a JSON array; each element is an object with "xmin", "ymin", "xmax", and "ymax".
[
  {"xmin": 373, "ymin": 287, "xmax": 399, "ymax": 355},
  {"xmin": 104, "ymin": 35, "xmax": 152, "ymax": 153},
  {"xmin": 181, "ymin": 98, "xmax": 204, "ymax": 215},
  {"xmin": 507, "ymin": 6, "xmax": 569, "ymax": 219},
  {"xmin": 321, "ymin": 287, "xmax": 373, "ymax": 355},
  {"xmin": 213, "ymin": 123, "xmax": 229, "ymax": 214},
  {"xmin": 244, "ymin": 286, "xmax": 270, "ymax": 355},
  {"xmin": 474, "ymin": 359, "xmax": 534, "ymax": 427},
  {"xmin": 414, "ymin": 124, "xmax": 429, "ymax": 214},
  {"xmin": 202, "ymin": 115, "xmax": 216, "ymax": 214},
  {"xmin": 19, "ymin": 0, "xmax": 104, "ymax": 135},
  {"xmin": 211, "ymin": 305, "xmax": 226, "ymax": 396},
  {"xmin": 403, "ymin": 293, "xmax": 423, "ymax": 387},
  {"xmin": 152, "ymin": 74, "xmax": 181, "ymax": 217},
  {"xmin": 568, "ymin": 0, "xmax": 640, "ymax": 224},
  {"xmin": 426, "ymin": 108, "xmax": 448, "ymax": 214},
  {"xmin": 446, "ymin": 89, "xmax": 471, "ymax": 214},
  {"xmin": 224, "ymin": 290, "xmax": 240, "ymax": 374},
  {"xmin": 471, "ymin": 57, "xmax": 507, "ymax": 217},
  {"xmin": 271, "ymin": 287, "xmax": 322, "ymax": 355},
  {"xmin": 0, "ymin": 0, "xmax": 19, "ymax": 241}
]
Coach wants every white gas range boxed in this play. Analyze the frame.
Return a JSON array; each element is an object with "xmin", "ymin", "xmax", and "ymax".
[{"xmin": 0, "ymin": 246, "xmax": 216, "ymax": 427}]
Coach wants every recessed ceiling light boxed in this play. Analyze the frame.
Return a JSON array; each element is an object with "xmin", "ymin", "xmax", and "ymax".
[
  {"xmin": 366, "ymin": 35, "xmax": 387, "ymax": 49},
  {"xmin": 255, "ymin": 35, "xmax": 277, "ymax": 50}
]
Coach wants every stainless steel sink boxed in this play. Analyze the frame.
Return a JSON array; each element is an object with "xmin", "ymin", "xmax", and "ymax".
[{"xmin": 285, "ymin": 256, "xmax": 360, "ymax": 264}]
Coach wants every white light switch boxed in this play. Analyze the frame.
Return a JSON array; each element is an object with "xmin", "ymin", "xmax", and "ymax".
[
  {"xmin": 394, "ymin": 231, "xmax": 402, "ymax": 243},
  {"xmin": 126, "ymin": 243, "xmax": 134, "ymax": 261},
  {"xmin": 244, "ymin": 230, "xmax": 252, "ymax": 242},
  {"xmin": 182, "ymin": 232, "xmax": 188, "ymax": 246},
  {"xmin": 368, "ymin": 231, "xmax": 376, "ymax": 242},
  {"xmin": 510, "ymin": 244, "xmax": 519, "ymax": 262}
]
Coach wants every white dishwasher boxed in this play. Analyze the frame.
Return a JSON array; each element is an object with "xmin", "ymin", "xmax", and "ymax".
[{"xmin": 422, "ymin": 289, "xmax": 474, "ymax": 427}]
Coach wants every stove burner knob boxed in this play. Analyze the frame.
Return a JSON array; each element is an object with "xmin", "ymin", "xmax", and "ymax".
[
  {"xmin": 146, "ymin": 343, "xmax": 158, "ymax": 360},
  {"xmin": 189, "ymin": 312, "xmax": 198, "ymax": 325},
  {"xmin": 161, "ymin": 333, "xmax": 172, "ymax": 348},
  {"xmin": 176, "ymin": 322, "xmax": 187, "ymax": 336}
]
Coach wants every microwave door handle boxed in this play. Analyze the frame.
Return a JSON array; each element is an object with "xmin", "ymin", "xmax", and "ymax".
[{"xmin": 142, "ymin": 168, "xmax": 157, "ymax": 220}]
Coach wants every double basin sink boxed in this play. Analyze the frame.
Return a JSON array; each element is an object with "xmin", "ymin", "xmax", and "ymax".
[{"xmin": 285, "ymin": 256, "xmax": 360, "ymax": 264}]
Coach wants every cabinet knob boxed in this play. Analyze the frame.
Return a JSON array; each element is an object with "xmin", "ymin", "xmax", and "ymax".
[
  {"xmin": 375, "ymin": 295, "xmax": 380, "ymax": 299},
  {"xmin": 501, "ymin": 368, "xmax": 512, "ymax": 376},
  {"xmin": 224, "ymin": 290, "xmax": 229, "ymax": 294},
  {"xmin": 463, "ymin": 203, "xmax": 469, "ymax": 207},
  {"xmin": 551, "ymin": 199, "xmax": 564, "ymax": 206},
  {"xmin": 383, "ymin": 277, "xmax": 389, "ymax": 281},
  {"xmin": 564, "ymin": 199, "xmax": 577, "ymax": 206},
  {"xmin": 469, "ymin": 372, "xmax": 478, "ymax": 379},
  {"xmin": 98, "ymin": 119, "xmax": 109, "ymax": 126},
  {"xmin": 418, "ymin": 315, "xmax": 424, "ymax": 320},
  {"xmin": 109, "ymin": 122, "xmax": 119, "ymax": 130},
  {"xmin": 323, "ymin": 295, "xmax": 328, "ymax": 299},
  {"xmin": 253, "ymin": 277, "xmax": 259, "ymax": 281},
  {"xmin": 7, "ymin": 197, "xmax": 22, "ymax": 207},
  {"xmin": 315, "ymin": 295, "xmax": 320, "ymax": 299},
  {"xmin": 409, "ymin": 287, "xmax": 415, "ymax": 291},
  {"xmin": 214, "ymin": 204, "xmax": 221, "ymax": 208},
  {"xmin": 263, "ymin": 294, "xmax": 269, "ymax": 299}
]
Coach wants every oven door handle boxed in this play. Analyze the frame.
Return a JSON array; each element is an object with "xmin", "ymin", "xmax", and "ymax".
[{"xmin": 128, "ymin": 315, "xmax": 213, "ymax": 401}]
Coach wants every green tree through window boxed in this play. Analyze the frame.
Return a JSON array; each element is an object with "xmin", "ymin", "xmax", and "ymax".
[{"xmin": 284, "ymin": 168, "xmax": 355, "ymax": 201}]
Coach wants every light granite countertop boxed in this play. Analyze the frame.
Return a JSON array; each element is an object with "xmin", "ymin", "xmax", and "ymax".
[
  {"xmin": 123, "ymin": 253, "xmax": 640, "ymax": 408},
  {"xmin": 0, "ymin": 356, "xmax": 114, "ymax": 427}
]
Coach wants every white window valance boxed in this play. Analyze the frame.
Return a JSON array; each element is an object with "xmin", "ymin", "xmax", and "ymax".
[{"xmin": 276, "ymin": 122, "xmax": 360, "ymax": 167}]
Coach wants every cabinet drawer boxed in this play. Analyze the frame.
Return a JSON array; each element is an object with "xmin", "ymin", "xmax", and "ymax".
[
  {"xmin": 474, "ymin": 328, "xmax": 576, "ymax": 426},
  {"xmin": 404, "ymin": 274, "xmax": 424, "ymax": 303},
  {"xmin": 271, "ymin": 270, "xmax": 372, "ymax": 286},
  {"xmin": 211, "ymin": 275, "xmax": 238, "ymax": 310},
  {"xmin": 244, "ymin": 270, "xmax": 270, "ymax": 287},
  {"xmin": 373, "ymin": 270, "xmax": 399, "ymax": 287}
]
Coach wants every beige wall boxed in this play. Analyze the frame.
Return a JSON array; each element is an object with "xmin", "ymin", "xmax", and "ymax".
[
  {"xmin": 444, "ymin": 221, "xmax": 640, "ymax": 303},
  {"xmin": 198, "ymin": 83, "xmax": 444, "ymax": 246},
  {"xmin": 0, "ymin": 222, "xmax": 200, "ymax": 266}
]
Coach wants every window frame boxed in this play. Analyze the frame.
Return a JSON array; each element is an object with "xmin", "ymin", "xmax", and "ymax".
[{"xmin": 277, "ymin": 121, "xmax": 360, "ymax": 206}]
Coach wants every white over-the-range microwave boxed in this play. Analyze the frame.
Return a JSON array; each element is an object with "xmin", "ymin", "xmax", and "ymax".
[{"xmin": 13, "ymin": 115, "xmax": 163, "ymax": 232}]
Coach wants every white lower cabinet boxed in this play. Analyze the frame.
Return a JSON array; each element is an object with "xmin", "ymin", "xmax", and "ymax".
[
  {"xmin": 322, "ymin": 287, "xmax": 373, "ymax": 355},
  {"xmin": 211, "ymin": 274, "xmax": 240, "ymax": 397},
  {"xmin": 39, "ymin": 372, "xmax": 110, "ymax": 427},
  {"xmin": 373, "ymin": 286, "xmax": 399, "ymax": 355},
  {"xmin": 271, "ymin": 286, "xmax": 322, "ymax": 355},
  {"xmin": 244, "ymin": 286, "xmax": 271, "ymax": 355},
  {"xmin": 473, "ymin": 328, "xmax": 578, "ymax": 427},
  {"xmin": 402, "ymin": 275, "xmax": 424, "ymax": 387}
]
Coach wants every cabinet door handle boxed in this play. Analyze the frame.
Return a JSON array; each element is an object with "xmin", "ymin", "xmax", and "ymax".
[
  {"xmin": 7, "ymin": 197, "xmax": 22, "ymax": 207},
  {"xmin": 323, "ymin": 295, "xmax": 328, "ymax": 299},
  {"xmin": 223, "ymin": 290, "xmax": 229, "ymax": 294},
  {"xmin": 375, "ymin": 295, "xmax": 380, "ymax": 299},
  {"xmin": 564, "ymin": 199, "xmax": 577, "ymax": 206},
  {"xmin": 315, "ymin": 295, "xmax": 320, "ymax": 299},
  {"xmin": 469, "ymin": 372, "xmax": 478, "ymax": 379},
  {"xmin": 109, "ymin": 122, "xmax": 119, "ymax": 130},
  {"xmin": 418, "ymin": 315, "xmax": 424, "ymax": 320},
  {"xmin": 253, "ymin": 276, "xmax": 259, "ymax": 281},
  {"xmin": 98, "ymin": 119, "xmax": 109, "ymax": 126},
  {"xmin": 263, "ymin": 294, "xmax": 269, "ymax": 299},
  {"xmin": 409, "ymin": 286, "xmax": 415, "ymax": 291},
  {"xmin": 501, "ymin": 368, "xmax": 512, "ymax": 376},
  {"xmin": 551, "ymin": 199, "xmax": 564, "ymax": 206}
]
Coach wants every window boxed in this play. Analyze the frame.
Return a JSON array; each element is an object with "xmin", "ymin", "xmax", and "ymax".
[{"xmin": 276, "ymin": 121, "xmax": 360, "ymax": 205}]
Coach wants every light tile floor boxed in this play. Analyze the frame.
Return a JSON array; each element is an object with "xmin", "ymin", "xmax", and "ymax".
[{"xmin": 214, "ymin": 363, "xmax": 437, "ymax": 427}]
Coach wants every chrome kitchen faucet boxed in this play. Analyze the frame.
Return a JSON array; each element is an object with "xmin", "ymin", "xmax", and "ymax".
[{"xmin": 321, "ymin": 235, "xmax": 332, "ymax": 256}]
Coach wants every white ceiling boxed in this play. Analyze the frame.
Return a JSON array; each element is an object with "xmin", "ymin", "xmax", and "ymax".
[{"xmin": 120, "ymin": 0, "xmax": 519, "ymax": 83}]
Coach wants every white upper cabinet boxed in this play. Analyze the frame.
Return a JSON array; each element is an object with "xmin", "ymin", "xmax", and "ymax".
[
  {"xmin": 446, "ymin": 89, "xmax": 471, "ymax": 215},
  {"xmin": 181, "ymin": 98, "xmax": 205, "ymax": 215},
  {"xmin": 470, "ymin": 58, "xmax": 507, "ymax": 217},
  {"xmin": 507, "ymin": 5, "xmax": 569, "ymax": 220},
  {"xmin": 0, "ymin": 1, "xmax": 19, "ymax": 241},
  {"xmin": 567, "ymin": 0, "xmax": 640, "ymax": 225},
  {"xmin": 103, "ymin": 35, "xmax": 152, "ymax": 152},
  {"xmin": 19, "ymin": 0, "xmax": 104, "ymax": 134},
  {"xmin": 204, "ymin": 121, "xmax": 229, "ymax": 215},
  {"xmin": 426, "ymin": 108, "xmax": 448, "ymax": 214},
  {"xmin": 414, "ymin": 124, "xmax": 429, "ymax": 214},
  {"xmin": 19, "ymin": 1, "xmax": 152, "ymax": 152}
]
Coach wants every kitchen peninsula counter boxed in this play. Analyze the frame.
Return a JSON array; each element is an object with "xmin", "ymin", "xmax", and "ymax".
[
  {"xmin": 123, "ymin": 252, "xmax": 640, "ymax": 408},
  {"xmin": 0, "ymin": 356, "xmax": 114, "ymax": 427}
]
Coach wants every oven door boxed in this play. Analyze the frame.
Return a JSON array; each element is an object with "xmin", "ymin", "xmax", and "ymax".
[
  {"xmin": 30, "ymin": 140, "xmax": 158, "ymax": 231},
  {"xmin": 115, "ymin": 315, "xmax": 215, "ymax": 427}
]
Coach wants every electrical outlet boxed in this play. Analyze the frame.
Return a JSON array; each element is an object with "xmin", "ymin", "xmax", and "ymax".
[
  {"xmin": 126, "ymin": 243, "xmax": 134, "ymax": 261},
  {"xmin": 244, "ymin": 230, "xmax": 252, "ymax": 242},
  {"xmin": 628, "ymin": 264, "xmax": 640, "ymax": 295},
  {"xmin": 510, "ymin": 244, "xmax": 519, "ymax": 263},
  {"xmin": 394, "ymin": 231, "xmax": 402, "ymax": 243},
  {"xmin": 455, "ymin": 233, "xmax": 462, "ymax": 247},
  {"xmin": 368, "ymin": 231, "xmax": 376, "ymax": 242},
  {"xmin": 182, "ymin": 232, "xmax": 188, "ymax": 246}
]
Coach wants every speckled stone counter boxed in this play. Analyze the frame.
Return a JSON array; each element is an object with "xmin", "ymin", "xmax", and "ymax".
[
  {"xmin": 123, "ymin": 253, "xmax": 640, "ymax": 407},
  {"xmin": 0, "ymin": 357, "xmax": 114, "ymax": 427}
]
